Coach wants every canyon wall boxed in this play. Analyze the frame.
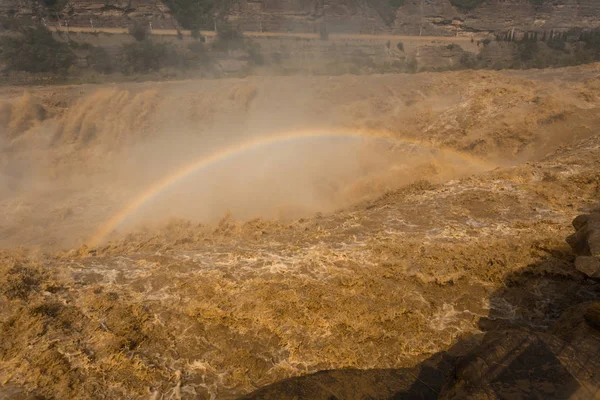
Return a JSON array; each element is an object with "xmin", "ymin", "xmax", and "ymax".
[{"xmin": 2, "ymin": 0, "xmax": 600, "ymax": 35}]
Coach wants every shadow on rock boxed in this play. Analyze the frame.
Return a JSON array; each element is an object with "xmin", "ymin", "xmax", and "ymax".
[
  {"xmin": 241, "ymin": 214, "xmax": 600, "ymax": 400},
  {"xmin": 239, "ymin": 335, "xmax": 480, "ymax": 400}
]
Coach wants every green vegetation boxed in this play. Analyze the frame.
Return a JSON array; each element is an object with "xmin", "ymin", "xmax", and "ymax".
[
  {"xmin": 0, "ymin": 17, "xmax": 270, "ymax": 79},
  {"xmin": 406, "ymin": 57, "xmax": 418, "ymax": 73},
  {"xmin": 120, "ymin": 40, "xmax": 170, "ymax": 74},
  {"xmin": 5, "ymin": 17, "xmax": 600, "ymax": 82},
  {"xmin": 246, "ymin": 42, "xmax": 264, "ymax": 66},
  {"xmin": 581, "ymin": 29, "xmax": 600, "ymax": 57},
  {"xmin": 0, "ymin": 25, "xmax": 74, "ymax": 73},
  {"xmin": 120, "ymin": 36, "xmax": 215, "ymax": 74},
  {"xmin": 187, "ymin": 41, "xmax": 210, "ymax": 66},
  {"xmin": 514, "ymin": 37, "xmax": 539, "ymax": 63},
  {"xmin": 128, "ymin": 19, "xmax": 150, "ymax": 42},
  {"xmin": 546, "ymin": 36, "xmax": 567, "ymax": 52},
  {"xmin": 191, "ymin": 28, "xmax": 204, "ymax": 40},
  {"xmin": 209, "ymin": 22, "xmax": 266, "ymax": 66},
  {"xmin": 211, "ymin": 22, "xmax": 245, "ymax": 51},
  {"xmin": 87, "ymin": 46, "xmax": 114, "ymax": 74}
]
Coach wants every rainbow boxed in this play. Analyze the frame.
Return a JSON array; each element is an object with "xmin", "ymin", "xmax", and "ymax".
[{"xmin": 87, "ymin": 129, "xmax": 490, "ymax": 247}]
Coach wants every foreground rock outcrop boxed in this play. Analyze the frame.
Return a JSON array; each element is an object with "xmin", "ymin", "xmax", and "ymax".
[
  {"xmin": 441, "ymin": 327, "xmax": 600, "ymax": 399},
  {"xmin": 567, "ymin": 211, "xmax": 600, "ymax": 279}
]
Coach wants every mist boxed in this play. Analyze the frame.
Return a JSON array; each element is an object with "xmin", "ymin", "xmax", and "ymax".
[{"xmin": 0, "ymin": 78, "xmax": 492, "ymax": 249}]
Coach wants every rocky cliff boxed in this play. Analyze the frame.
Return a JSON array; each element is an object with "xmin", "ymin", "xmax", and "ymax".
[
  {"xmin": 2, "ymin": 0, "xmax": 600, "ymax": 34},
  {"xmin": 392, "ymin": 0, "xmax": 600, "ymax": 36}
]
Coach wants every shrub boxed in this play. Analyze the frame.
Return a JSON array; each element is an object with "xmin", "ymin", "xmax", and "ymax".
[
  {"xmin": 351, "ymin": 49, "xmax": 376, "ymax": 69},
  {"xmin": 128, "ymin": 19, "xmax": 150, "ymax": 42},
  {"xmin": 573, "ymin": 45, "xmax": 595, "ymax": 65},
  {"xmin": 406, "ymin": 57, "xmax": 418, "ymax": 73},
  {"xmin": 187, "ymin": 41, "xmax": 210, "ymax": 65},
  {"xmin": 459, "ymin": 52, "xmax": 478, "ymax": 69},
  {"xmin": 42, "ymin": 0, "xmax": 68, "ymax": 13},
  {"xmin": 582, "ymin": 29, "xmax": 600, "ymax": 56},
  {"xmin": 121, "ymin": 40, "xmax": 194, "ymax": 73},
  {"xmin": 546, "ymin": 36, "xmax": 567, "ymax": 52},
  {"xmin": 164, "ymin": 0, "xmax": 225, "ymax": 30},
  {"xmin": 212, "ymin": 21, "xmax": 244, "ymax": 51},
  {"xmin": 0, "ymin": 25, "xmax": 75, "ymax": 73},
  {"xmin": 191, "ymin": 28, "xmax": 204, "ymax": 41},
  {"xmin": 121, "ymin": 40, "xmax": 168, "ymax": 73},
  {"xmin": 517, "ymin": 40, "xmax": 539, "ymax": 63},
  {"xmin": 246, "ymin": 41, "xmax": 264, "ymax": 65},
  {"xmin": 88, "ymin": 46, "xmax": 114, "ymax": 74}
]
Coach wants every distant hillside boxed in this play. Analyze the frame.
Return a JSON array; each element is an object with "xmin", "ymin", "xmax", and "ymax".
[{"xmin": 2, "ymin": 0, "xmax": 600, "ymax": 36}]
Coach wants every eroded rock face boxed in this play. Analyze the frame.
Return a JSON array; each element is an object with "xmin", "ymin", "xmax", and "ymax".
[
  {"xmin": 394, "ymin": 0, "xmax": 600, "ymax": 36},
  {"xmin": 567, "ymin": 211, "xmax": 600, "ymax": 279},
  {"xmin": 442, "ymin": 302, "xmax": 600, "ymax": 400},
  {"xmin": 5, "ymin": 0, "xmax": 600, "ymax": 34},
  {"xmin": 552, "ymin": 301, "xmax": 600, "ymax": 342}
]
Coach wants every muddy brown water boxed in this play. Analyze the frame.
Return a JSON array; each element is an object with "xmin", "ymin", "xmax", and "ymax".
[{"xmin": 1, "ymin": 66, "xmax": 600, "ymax": 398}]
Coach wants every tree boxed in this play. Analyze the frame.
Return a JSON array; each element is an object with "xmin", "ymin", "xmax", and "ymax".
[
  {"xmin": 164, "ymin": 0, "xmax": 232, "ymax": 31},
  {"xmin": 0, "ymin": 25, "xmax": 75, "ymax": 73},
  {"xmin": 128, "ymin": 19, "xmax": 150, "ymax": 42},
  {"xmin": 212, "ymin": 21, "xmax": 245, "ymax": 51},
  {"xmin": 88, "ymin": 46, "xmax": 113, "ymax": 74}
]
